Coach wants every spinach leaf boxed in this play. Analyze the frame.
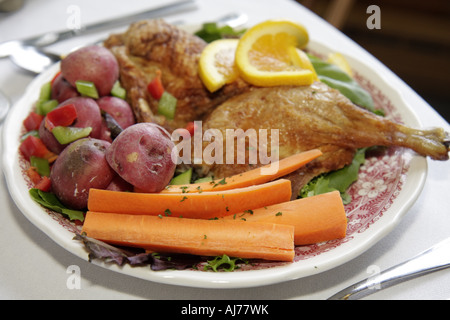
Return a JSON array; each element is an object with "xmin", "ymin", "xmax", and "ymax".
[
  {"xmin": 308, "ymin": 54, "xmax": 384, "ymax": 115},
  {"xmin": 195, "ymin": 22, "xmax": 246, "ymax": 43},
  {"xmin": 29, "ymin": 188, "xmax": 85, "ymax": 221}
]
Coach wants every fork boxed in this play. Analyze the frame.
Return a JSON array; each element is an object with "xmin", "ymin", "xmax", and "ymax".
[
  {"xmin": 327, "ymin": 237, "xmax": 450, "ymax": 300},
  {"xmin": 5, "ymin": 11, "xmax": 248, "ymax": 74},
  {"xmin": 0, "ymin": 0, "xmax": 197, "ymax": 58}
]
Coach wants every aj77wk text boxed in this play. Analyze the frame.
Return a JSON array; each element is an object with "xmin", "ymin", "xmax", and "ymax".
[{"xmin": 181, "ymin": 303, "xmax": 269, "ymax": 317}]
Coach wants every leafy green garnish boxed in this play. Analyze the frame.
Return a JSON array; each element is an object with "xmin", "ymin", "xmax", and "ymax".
[
  {"xmin": 29, "ymin": 188, "xmax": 85, "ymax": 221},
  {"xmin": 195, "ymin": 22, "xmax": 246, "ymax": 43},
  {"xmin": 300, "ymin": 148, "xmax": 367, "ymax": 204},
  {"xmin": 203, "ymin": 254, "xmax": 248, "ymax": 272},
  {"xmin": 308, "ymin": 54, "xmax": 384, "ymax": 116}
]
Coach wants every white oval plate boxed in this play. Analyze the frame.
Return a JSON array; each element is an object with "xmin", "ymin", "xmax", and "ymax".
[{"xmin": 1, "ymin": 37, "xmax": 427, "ymax": 289}]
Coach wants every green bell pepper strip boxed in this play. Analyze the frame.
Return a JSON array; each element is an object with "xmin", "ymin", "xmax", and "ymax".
[
  {"xmin": 39, "ymin": 81, "xmax": 52, "ymax": 101},
  {"xmin": 157, "ymin": 91, "xmax": 177, "ymax": 120},
  {"xmin": 30, "ymin": 156, "xmax": 50, "ymax": 177},
  {"xmin": 169, "ymin": 168, "xmax": 193, "ymax": 185},
  {"xmin": 110, "ymin": 81, "xmax": 127, "ymax": 100},
  {"xmin": 75, "ymin": 80, "xmax": 99, "ymax": 99},
  {"xmin": 52, "ymin": 126, "xmax": 92, "ymax": 145},
  {"xmin": 35, "ymin": 81, "xmax": 58, "ymax": 115},
  {"xmin": 37, "ymin": 99, "xmax": 58, "ymax": 116}
]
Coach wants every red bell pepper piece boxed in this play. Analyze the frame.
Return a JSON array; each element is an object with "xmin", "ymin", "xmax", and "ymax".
[
  {"xmin": 185, "ymin": 121, "xmax": 197, "ymax": 137},
  {"xmin": 23, "ymin": 112, "xmax": 44, "ymax": 132},
  {"xmin": 147, "ymin": 70, "xmax": 164, "ymax": 100},
  {"xmin": 45, "ymin": 103, "xmax": 77, "ymax": 131},
  {"xmin": 35, "ymin": 176, "xmax": 52, "ymax": 192},
  {"xmin": 50, "ymin": 71, "xmax": 62, "ymax": 86},
  {"xmin": 26, "ymin": 167, "xmax": 42, "ymax": 185},
  {"xmin": 19, "ymin": 135, "xmax": 54, "ymax": 161}
]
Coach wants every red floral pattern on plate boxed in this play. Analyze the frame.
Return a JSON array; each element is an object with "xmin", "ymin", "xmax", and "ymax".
[{"xmin": 18, "ymin": 71, "xmax": 411, "ymax": 272}]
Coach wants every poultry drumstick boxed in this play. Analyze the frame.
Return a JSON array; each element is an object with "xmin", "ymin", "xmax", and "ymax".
[{"xmin": 198, "ymin": 82, "xmax": 448, "ymax": 191}]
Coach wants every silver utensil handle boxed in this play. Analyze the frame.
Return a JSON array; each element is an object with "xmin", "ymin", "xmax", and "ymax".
[
  {"xmin": 71, "ymin": 0, "xmax": 196, "ymax": 38},
  {"xmin": 1, "ymin": 0, "xmax": 196, "ymax": 51},
  {"xmin": 328, "ymin": 237, "xmax": 450, "ymax": 300}
]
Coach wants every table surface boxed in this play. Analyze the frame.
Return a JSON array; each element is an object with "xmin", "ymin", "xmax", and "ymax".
[{"xmin": 1, "ymin": 0, "xmax": 449, "ymax": 300}]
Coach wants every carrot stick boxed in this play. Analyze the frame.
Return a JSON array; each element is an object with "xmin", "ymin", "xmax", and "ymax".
[
  {"xmin": 82, "ymin": 211, "xmax": 295, "ymax": 262},
  {"xmin": 161, "ymin": 149, "xmax": 322, "ymax": 193},
  {"xmin": 88, "ymin": 179, "xmax": 292, "ymax": 219},
  {"xmin": 223, "ymin": 191, "xmax": 347, "ymax": 245}
]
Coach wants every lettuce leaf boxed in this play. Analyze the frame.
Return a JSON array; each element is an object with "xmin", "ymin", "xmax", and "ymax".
[
  {"xmin": 74, "ymin": 233, "xmax": 202, "ymax": 270},
  {"xmin": 74, "ymin": 233, "xmax": 131, "ymax": 265},
  {"xmin": 300, "ymin": 148, "xmax": 367, "ymax": 204},
  {"xmin": 203, "ymin": 254, "xmax": 248, "ymax": 272},
  {"xmin": 74, "ymin": 234, "xmax": 252, "ymax": 272}
]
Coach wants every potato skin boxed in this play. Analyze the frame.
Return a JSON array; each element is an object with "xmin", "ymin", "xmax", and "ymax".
[
  {"xmin": 39, "ymin": 97, "xmax": 103, "ymax": 154},
  {"xmin": 50, "ymin": 73, "xmax": 79, "ymax": 103},
  {"xmin": 50, "ymin": 138, "xmax": 114, "ymax": 209},
  {"xmin": 106, "ymin": 123, "xmax": 176, "ymax": 193},
  {"xmin": 61, "ymin": 45, "xmax": 119, "ymax": 96},
  {"xmin": 97, "ymin": 96, "xmax": 135, "ymax": 129}
]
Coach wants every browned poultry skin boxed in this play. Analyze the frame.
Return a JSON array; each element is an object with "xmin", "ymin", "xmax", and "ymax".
[
  {"xmin": 200, "ymin": 82, "xmax": 449, "ymax": 192},
  {"xmin": 104, "ymin": 19, "xmax": 249, "ymax": 131}
]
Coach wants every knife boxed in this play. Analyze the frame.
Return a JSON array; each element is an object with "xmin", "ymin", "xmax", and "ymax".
[
  {"xmin": 0, "ymin": 0, "xmax": 196, "ymax": 58},
  {"xmin": 327, "ymin": 237, "xmax": 450, "ymax": 300}
]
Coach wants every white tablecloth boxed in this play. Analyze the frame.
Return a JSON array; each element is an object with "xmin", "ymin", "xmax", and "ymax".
[{"xmin": 1, "ymin": 0, "xmax": 449, "ymax": 300}]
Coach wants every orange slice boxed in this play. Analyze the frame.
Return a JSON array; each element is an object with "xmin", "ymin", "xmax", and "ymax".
[
  {"xmin": 235, "ymin": 19, "xmax": 314, "ymax": 87},
  {"xmin": 198, "ymin": 39, "xmax": 240, "ymax": 92}
]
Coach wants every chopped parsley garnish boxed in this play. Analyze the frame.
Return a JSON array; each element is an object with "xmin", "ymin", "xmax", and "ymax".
[{"xmin": 212, "ymin": 177, "xmax": 227, "ymax": 188}]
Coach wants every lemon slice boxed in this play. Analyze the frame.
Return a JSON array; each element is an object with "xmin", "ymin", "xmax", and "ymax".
[
  {"xmin": 327, "ymin": 52, "xmax": 353, "ymax": 77},
  {"xmin": 198, "ymin": 39, "xmax": 240, "ymax": 92},
  {"xmin": 235, "ymin": 19, "xmax": 314, "ymax": 87},
  {"xmin": 289, "ymin": 47, "xmax": 319, "ymax": 81}
]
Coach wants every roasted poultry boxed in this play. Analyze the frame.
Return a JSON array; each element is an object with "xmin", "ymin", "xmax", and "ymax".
[
  {"xmin": 104, "ymin": 19, "xmax": 449, "ymax": 195},
  {"xmin": 200, "ymin": 83, "xmax": 449, "ymax": 194},
  {"xmin": 104, "ymin": 19, "xmax": 249, "ymax": 130}
]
